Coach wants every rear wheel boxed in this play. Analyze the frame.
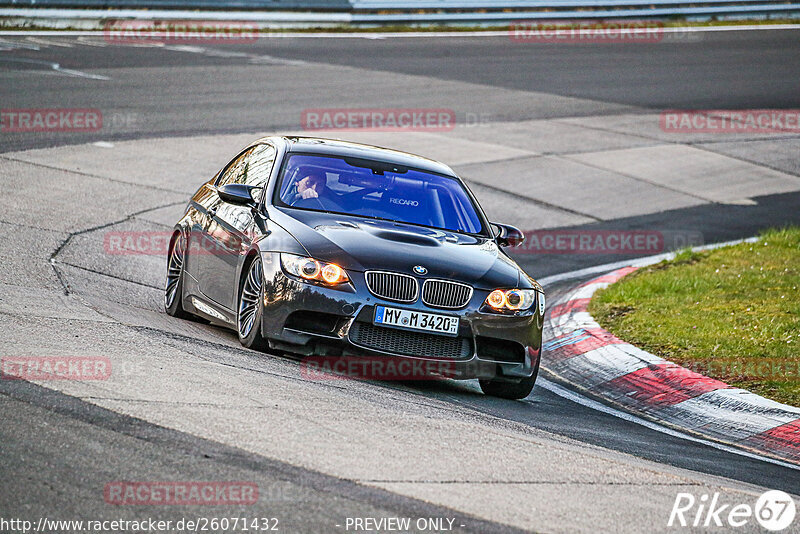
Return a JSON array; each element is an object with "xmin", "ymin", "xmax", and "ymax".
[
  {"xmin": 238, "ymin": 256, "xmax": 269, "ymax": 351},
  {"xmin": 165, "ymin": 231, "xmax": 191, "ymax": 319}
]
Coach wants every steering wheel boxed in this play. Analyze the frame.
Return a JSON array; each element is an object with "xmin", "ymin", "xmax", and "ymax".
[{"xmin": 315, "ymin": 194, "xmax": 341, "ymax": 212}]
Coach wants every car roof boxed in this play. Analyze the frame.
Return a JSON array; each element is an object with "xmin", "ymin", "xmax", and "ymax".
[{"xmin": 256, "ymin": 136, "xmax": 458, "ymax": 177}]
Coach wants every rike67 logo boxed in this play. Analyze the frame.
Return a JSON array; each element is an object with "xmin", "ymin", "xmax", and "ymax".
[{"xmin": 669, "ymin": 490, "xmax": 796, "ymax": 531}]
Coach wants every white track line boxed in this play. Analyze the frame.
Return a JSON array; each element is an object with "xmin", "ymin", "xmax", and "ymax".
[
  {"xmin": 0, "ymin": 56, "xmax": 109, "ymax": 79},
  {"xmin": 537, "ymin": 377, "xmax": 800, "ymax": 471},
  {"xmin": 25, "ymin": 36, "xmax": 73, "ymax": 47},
  {"xmin": 54, "ymin": 65, "xmax": 109, "ymax": 80},
  {"xmin": 0, "ymin": 37, "xmax": 40, "ymax": 50}
]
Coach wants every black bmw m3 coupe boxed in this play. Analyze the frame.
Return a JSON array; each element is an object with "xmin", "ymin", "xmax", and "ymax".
[{"xmin": 165, "ymin": 136, "xmax": 544, "ymax": 399}]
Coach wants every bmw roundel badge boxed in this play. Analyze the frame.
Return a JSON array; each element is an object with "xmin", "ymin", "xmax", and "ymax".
[{"xmin": 413, "ymin": 265, "xmax": 428, "ymax": 275}]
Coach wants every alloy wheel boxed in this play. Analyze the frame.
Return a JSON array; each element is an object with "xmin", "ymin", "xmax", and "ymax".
[
  {"xmin": 165, "ymin": 232, "xmax": 186, "ymax": 309},
  {"xmin": 238, "ymin": 257, "xmax": 263, "ymax": 338}
]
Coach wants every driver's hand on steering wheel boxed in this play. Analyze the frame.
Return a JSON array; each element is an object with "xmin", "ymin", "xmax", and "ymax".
[{"xmin": 300, "ymin": 185, "xmax": 319, "ymax": 200}]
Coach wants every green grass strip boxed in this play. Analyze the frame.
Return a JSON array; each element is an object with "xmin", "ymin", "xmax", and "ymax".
[{"xmin": 590, "ymin": 227, "xmax": 800, "ymax": 407}]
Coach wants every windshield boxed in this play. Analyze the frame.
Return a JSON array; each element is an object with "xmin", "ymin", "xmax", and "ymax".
[{"xmin": 275, "ymin": 154, "xmax": 486, "ymax": 235}]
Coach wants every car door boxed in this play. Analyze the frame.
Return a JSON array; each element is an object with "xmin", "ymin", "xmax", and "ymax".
[
  {"xmin": 193, "ymin": 146, "xmax": 253, "ymax": 308},
  {"xmin": 199, "ymin": 144, "xmax": 277, "ymax": 310},
  {"xmin": 183, "ymin": 177, "xmax": 219, "ymax": 285}
]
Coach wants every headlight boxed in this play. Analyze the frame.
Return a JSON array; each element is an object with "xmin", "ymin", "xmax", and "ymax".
[
  {"xmin": 280, "ymin": 254, "xmax": 350, "ymax": 285},
  {"xmin": 485, "ymin": 289, "xmax": 538, "ymax": 312}
]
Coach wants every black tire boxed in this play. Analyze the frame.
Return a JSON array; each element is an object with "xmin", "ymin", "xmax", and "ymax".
[
  {"xmin": 479, "ymin": 358, "xmax": 540, "ymax": 400},
  {"xmin": 479, "ymin": 375, "xmax": 536, "ymax": 400},
  {"xmin": 237, "ymin": 256, "xmax": 270, "ymax": 351},
  {"xmin": 165, "ymin": 231, "xmax": 192, "ymax": 319}
]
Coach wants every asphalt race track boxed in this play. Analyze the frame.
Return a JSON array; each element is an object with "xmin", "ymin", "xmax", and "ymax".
[{"xmin": 1, "ymin": 28, "xmax": 800, "ymax": 533}]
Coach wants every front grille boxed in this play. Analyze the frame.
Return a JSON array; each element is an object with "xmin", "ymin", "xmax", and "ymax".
[
  {"xmin": 422, "ymin": 279, "xmax": 473, "ymax": 309},
  {"xmin": 349, "ymin": 322, "xmax": 472, "ymax": 360},
  {"xmin": 365, "ymin": 271, "xmax": 418, "ymax": 303}
]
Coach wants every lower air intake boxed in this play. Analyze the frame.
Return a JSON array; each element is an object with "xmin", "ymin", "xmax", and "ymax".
[{"xmin": 349, "ymin": 322, "xmax": 472, "ymax": 360}]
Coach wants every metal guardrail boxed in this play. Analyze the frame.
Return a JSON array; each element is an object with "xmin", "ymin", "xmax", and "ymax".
[
  {"xmin": 0, "ymin": 7, "xmax": 354, "ymax": 21},
  {"xmin": 2, "ymin": 0, "xmax": 799, "ymax": 24},
  {"xmin": 1, "ymin": 0, "xmax": 352, "ymax": 8},
  {"xmin": 354, "ymin": 0, "xmax": 791, "ymax": 7},
  {"xmin": 353, "ymin": 4, "xmax": 800, "ymax": 22}
]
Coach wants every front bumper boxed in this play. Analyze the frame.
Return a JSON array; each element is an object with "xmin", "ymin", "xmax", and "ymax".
[{"xmin": 259, "ymin": 252, "xmax": 543, "ymax": 380}]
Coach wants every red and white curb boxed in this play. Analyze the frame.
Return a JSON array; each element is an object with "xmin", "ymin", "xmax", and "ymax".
[{"xmin": 543, "ymin": 266, "xmax": 800, "ymax": 465}]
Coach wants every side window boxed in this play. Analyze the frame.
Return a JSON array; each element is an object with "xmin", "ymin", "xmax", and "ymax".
[
  {"xmin": 236, "ymin": 144, "xmax": 276, "ymax": 188},
  {"xmin": 215, "ymin": 147, "xmax": 254, "ymax": 187}
]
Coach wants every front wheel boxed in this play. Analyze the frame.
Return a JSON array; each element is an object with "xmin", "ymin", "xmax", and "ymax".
[
  {"xmin": 479, "ymin": 356, "xmax": 539, "ymax": 400},
  {"xmin": 237, "ymin": 256, "xmax": 269, "ymax": 351},
  {"xmin": 165, "ymin": 231, "xmax": 191, "ymax": 319},
  {"xmin": 479, "ymin": 374, "xmax": 536, "ymax": 400}
]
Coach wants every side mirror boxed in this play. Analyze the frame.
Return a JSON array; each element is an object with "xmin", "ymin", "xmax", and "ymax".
[
  {"xmin": 217, "ymin": 183, "xmax": 258, "ymax": 207},
  {"xmin": 492, "ymin": 222, "xmax": 525, "ymax": 247}
]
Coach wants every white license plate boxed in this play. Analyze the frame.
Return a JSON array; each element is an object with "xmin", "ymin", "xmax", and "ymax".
[{"xmin": 374, "ymin": 306, "xmax": 459, "ymax": 336}]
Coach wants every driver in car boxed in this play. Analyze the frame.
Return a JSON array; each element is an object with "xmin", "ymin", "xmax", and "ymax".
[{"xmin": 290, "ymin": 171, "xmax": 331, "ymax": 204}]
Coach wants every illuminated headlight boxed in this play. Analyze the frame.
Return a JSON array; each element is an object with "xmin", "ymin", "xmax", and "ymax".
[
  {"xmin": 485, "ymin": 289, "xmax": 538, "ymax": 312},
  {"xmin": 280, "ymin": 254, "xmax": 350, "ymax": 285}
]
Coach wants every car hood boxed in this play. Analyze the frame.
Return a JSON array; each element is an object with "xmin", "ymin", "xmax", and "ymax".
[{"xmin": 271, "ymin": 208, "xmax": 522, "ymax": 289}]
